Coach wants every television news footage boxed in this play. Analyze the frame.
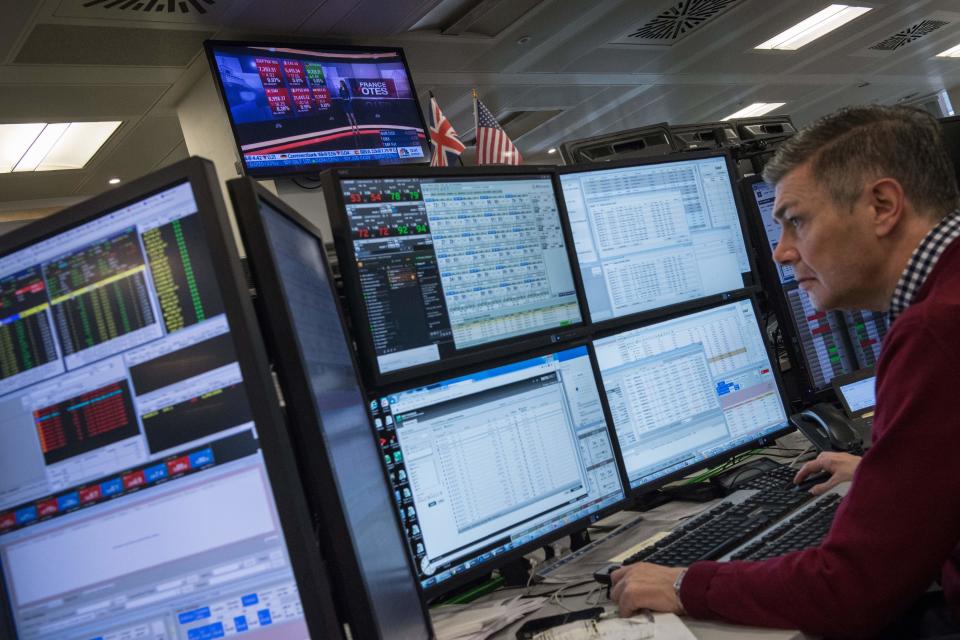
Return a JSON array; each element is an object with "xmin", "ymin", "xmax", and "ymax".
[
  {"xmin": 594, "ymin": 299, "xmax": 790, "ymax": 491},
  {"xmin": 0, "ymin": 175, "xmax": 326, "ymax": 639},
  {"xmin": 748, "ymin": 180, "xmax": 887, "ymax": 391},
  {"xmin": 207, "ymin": 42, "xmax": 431, "ymax": 177},
  {"xmin": 230, "ymin": 181, "xmax": 433, "ymax": 638},
  {"xmin": 331, "ymin": 171, "xmax": 583, "ymax": 383},
  {"xmin": 559, "ymin": 154, "xmax": 754, "ymax": 324},
  {"xmin": 369, "ymin": 345, "xmax": 625, "ymax": 594}
]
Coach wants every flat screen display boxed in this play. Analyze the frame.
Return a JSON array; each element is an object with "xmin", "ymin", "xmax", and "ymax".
[
  {"xmin": 749, "ymin": 179, "xmax": 865, "ymax": 390},
  {"xmin": 207, "ymin": 42, "xmax": 431, "ymax": 177},
  {"xmin": 560, "ymin": 155, "xmax": 752, "ymax": 323},
  {"xmin": 594, "ymin": 299, "xmax": 789, "ymax": 490},
  {"xmin": 251, "ymin": 194, "xmax": 431, "ymax": 637},
  {"xmin": 369, "ymin": 346, "xmax": 624, "ymax": 593},
  {"xmin": 334, "ymin": 173, "xmax": 583, "ymax": 381},
  {"xmin": 837, "ymin": 376, "xmax": 876, "ymax": 414},
  {"xmin": 0, "ymin": 181, "xmax": 321, "ymax": 639}
]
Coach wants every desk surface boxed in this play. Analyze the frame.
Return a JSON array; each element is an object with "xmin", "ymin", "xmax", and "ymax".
[{"xmin": 454, "ymin": 435, "xmax": 817, "ymax": 639}]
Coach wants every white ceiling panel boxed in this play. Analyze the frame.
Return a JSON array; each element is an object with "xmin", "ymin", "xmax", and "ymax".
[{"xmin": 2, "ymin": 0, "xmax": 960, "ymax": 206}]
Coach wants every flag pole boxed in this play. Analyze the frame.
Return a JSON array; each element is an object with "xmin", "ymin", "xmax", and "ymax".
[{"xmin": 472, "ymin": 88, "xmax": 478, "ymax": 164}]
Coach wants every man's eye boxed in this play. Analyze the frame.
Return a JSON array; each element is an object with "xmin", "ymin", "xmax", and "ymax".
[{"xmin": 787, "ymin": 216, "xmax": 802, "ymax": 228}]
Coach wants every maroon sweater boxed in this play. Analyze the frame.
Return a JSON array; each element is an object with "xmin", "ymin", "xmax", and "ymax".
[{"xmin": 680, "ymin": 237, "xmax": 960, "ymax": 638}]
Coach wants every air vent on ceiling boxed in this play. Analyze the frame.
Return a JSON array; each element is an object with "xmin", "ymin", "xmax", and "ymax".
[
  {"xmin": 612, "ymin": 0, "xmax": 743, "ymax": 46},
  {"xmin": 869, "ymin": 19, "xmax": 949, "ymax": 51},
  {"xmin": 81, "ymin": 0, "xmax": 215, "ymax": 14}
]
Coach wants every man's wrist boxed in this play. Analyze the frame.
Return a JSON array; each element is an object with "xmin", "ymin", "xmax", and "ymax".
[{"xmin": 672, "ymin": 568, "xmax": 688, "ymax": 614}]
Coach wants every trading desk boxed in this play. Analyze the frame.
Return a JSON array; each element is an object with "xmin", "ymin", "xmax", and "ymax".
[
  {"xmin": 453, "ymin": 434, "xmax": 819, "ymax": 639},
  {"xmin": 478, "ymin": 494, "xmax": 813, "ymax": 639}
]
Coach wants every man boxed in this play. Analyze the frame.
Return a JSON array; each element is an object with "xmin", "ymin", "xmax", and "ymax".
[{"xmin": 610, "ymin": 105, "xmax": 960, "ymax": 638}]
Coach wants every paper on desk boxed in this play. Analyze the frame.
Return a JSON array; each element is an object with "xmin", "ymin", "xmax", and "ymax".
[
  {"xmin": 431, "ymin": 595, "xmax": 547, "ymax": 640},
  {"xmin": 530, "ymin": 613, "xmax": 696, "ymax": 640}
]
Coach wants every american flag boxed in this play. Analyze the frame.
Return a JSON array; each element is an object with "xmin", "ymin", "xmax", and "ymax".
[
  {"xmin": 474, "ymin": 94, "xmax": 522, "ymax": 165},
  {"xmin": 428, "ymin": 95, "xmax": 465, "ymax": 167}
]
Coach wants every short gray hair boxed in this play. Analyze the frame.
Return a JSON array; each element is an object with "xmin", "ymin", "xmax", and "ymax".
[{"xmin": 762, "ymin": 105, "xmax": 959, "ymax": 218}]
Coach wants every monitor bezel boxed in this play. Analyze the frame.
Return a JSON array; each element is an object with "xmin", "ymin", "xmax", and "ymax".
[
  {"xmin": 371, "ymin": 338, "xmax": 631, "ymax": 600},
  {"xmin": 0, "ymin": 158, "xmax": 343, "ymax": 640},
  {"xmin": 227, "ymin": 177, "xmax": 435, "ymax": 638},
  {"xmin": 590, "ymin": 292, "xmax": 795, "ymax": 499},
  {"xmin": 204, "ymin": 39, "xmax": 433, "ymax": 180},
  {"xmin": 323, "ymin": 163, "xmax": 590, "ymax": 390},
  {"xmin": 554, "ymin": 149, "xmax": 761, "ymax": 334},
  {"xmin": 738, "ymin": 174, "xmax": 853, "ymax": 401}
]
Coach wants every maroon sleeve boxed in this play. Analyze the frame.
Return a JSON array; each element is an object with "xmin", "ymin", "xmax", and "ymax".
[{"xmin": 678, "ymin": 308, "xmax": 960, "ymax": 638}]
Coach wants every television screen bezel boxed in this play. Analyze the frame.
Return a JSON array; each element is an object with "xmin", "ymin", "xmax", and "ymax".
[
  {"xmin": 204, "ymin": 39, "xmax": 433, "ymax": 179},
  {"xmin": 555, "ymin": 149, "xmax": 761, "ymax": 334},
  {"xmin": 0, "ymin": 158, "xmax": 344, "ymax": 640},
  {"xmin": 228, "ymin": 176, "xmax": 435, "ymax": 637},
  {"xmin": 590, "ymin": 292, "xmax": 796, "ymax": 498},
  {"xmin": 369, "ymin": 338, "xmax": 631, "ymax": 600},
  {"xmin": 323, "ymin": 163, "xmax": 590, "ymax": 390}
]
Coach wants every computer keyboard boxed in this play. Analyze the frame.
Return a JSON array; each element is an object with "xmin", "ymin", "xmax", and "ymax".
[
  {"xmin": 734, "ymin": 463, "xmax": 798, "ymax": 491},
  {"xmin": 729, "ymin": 492, "xmax": 842, "ymax": 561},
  {"xmin": 622, "ymin": 487, "xmax": 814, "ymax": 567}
]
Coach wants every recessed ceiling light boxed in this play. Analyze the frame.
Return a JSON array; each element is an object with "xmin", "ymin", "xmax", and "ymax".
[
  {"xmin": 936, "ymin": 42, "xmax": 960, "ymax": 58},
  {"xmin": 547, "ymin": 148, "xmax": 557, "ymax": 154},
  {"xmin": 755, "ymin": 4, "xmax": 872, "ymax": 51},
  {"xmin": 108, "ymin": 177, "xmax": 121, "ymax": 185},
  {"xmin": 721, "ymin": 102, "xmax": 786, "ymax": 121},
  {"xmin": 0, "ymin": 121, "xmax": 121, "ymax": 173}
]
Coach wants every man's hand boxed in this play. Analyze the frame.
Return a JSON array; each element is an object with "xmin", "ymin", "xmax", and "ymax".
[
  {"xmin": 609, "ymin": 562, "xmax": 685, "ymax": 617},
  {"xmin": 794, "ymin": 451, "xmax": 862, "ymax": 495}
]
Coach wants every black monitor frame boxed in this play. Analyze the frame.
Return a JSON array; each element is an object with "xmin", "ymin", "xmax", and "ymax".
[
  {"xmin": 0, "ymin": 157, "xmax": 343, "ymax": 640},
  {"xmin": 204, "ymin": 39, "xmax": 432, "ymax": 180},
  {"xmin": 370, "ymin": 337, "xmax": 630, "ymax": 600},
  {"xmin": 228, "ymin": 177, "xmax": 435, "ymax": 638},
  {"xmin": 590, "ymin": 292, "xmax": 795, "ymax": 500},
  {"xmin": 323, "ymin": 163, "xmax": 590, "ymax": 390},
  {"xmin": 738, "ymin": 174, "xmax": 859, "ymax": 401},
  {"xmin": 555, "ymin": 149, "xmax": 761, "ymax": 336}
]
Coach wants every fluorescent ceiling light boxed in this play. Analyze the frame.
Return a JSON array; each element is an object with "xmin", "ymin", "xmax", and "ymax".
[
  {"xmin": 0, "ymin": 123, "xmax": 45, "ymax": 173},
  {"xmin": 14, "ymin": 123, "xmax": 70, "ymax": 172},
  {"xmin": 936, "ymin": 43, "xmax": 960, "ymax": 58},
  {"xmin": 721, "ymin": 102, "xmax": 786, "ymax": 121},
  {"xmin": 755, "ymin": 4, "xmax": 872, "ymax": 50},
  {"xmin": 39, "ymin": 122, "xmax": 122, "ymax": 171},
  {"xmin": 1, "ymin": 121, "xmax": 121, "ymax": 173}
]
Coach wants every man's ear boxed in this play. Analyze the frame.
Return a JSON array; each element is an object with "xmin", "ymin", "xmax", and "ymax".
[{"xmin": 867, "ymin": 177, "xmax": 906, "ymax": 238}]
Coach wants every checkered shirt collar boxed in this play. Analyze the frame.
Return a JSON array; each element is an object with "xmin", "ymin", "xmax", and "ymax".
[{"xmin": 888, "ymin": 209, "xmax": 960, "ymax": 322}]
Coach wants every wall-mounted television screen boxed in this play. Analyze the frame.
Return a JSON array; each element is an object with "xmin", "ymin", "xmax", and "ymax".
[{"xmin": 205, "ymin": 41, "xmax": 432, "ymax": 178}]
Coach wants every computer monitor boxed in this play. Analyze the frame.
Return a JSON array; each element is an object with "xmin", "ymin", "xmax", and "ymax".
[
  {"xmin": 228, "ymin": 178, "xmax": 433, "ymax": 638},
  {"xmin": 741, "ymin": 176, "xmax": 877, "ymax": 395},
  {"xmin": 558, "ymin": 151, "xmax": 755, "ymax": 326},
  {"xmin": 842, "ymin": 310, "xmax": 888, "ymax": 369},
  {"xmin": 833, "ymin": 368, "xmax": 876, "ymax": 420},
  {"xmin": 593, "ymin": 297, "xmax": 791, "ymax": 492},
  {"xmin": 368, "ymin": 344, "xmax": 626, "ymax": 597},
  {"xmin": 0, "ymin": 158, "xmax": 343, "ymax": 639},
  {"xmin": 324, "ymin": 166, "xmax": 586, "ymax": 387},
  {"xmin": 205, "ymin": 40, "xmax": 431, "ymax": 178}
]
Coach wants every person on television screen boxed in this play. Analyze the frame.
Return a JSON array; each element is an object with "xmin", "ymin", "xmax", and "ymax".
[
  {"xmin": 609, "ymin": 105, "xmax": 960, "ymax": 639},
  {"xmin": 339, "ymin": 79, "xmax": 360, "ymax": 147}
]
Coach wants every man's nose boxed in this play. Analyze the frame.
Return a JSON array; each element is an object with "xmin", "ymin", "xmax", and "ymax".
[{"xmin": 772, "ymin": 233, "xmax": 796, "ymax": 265}]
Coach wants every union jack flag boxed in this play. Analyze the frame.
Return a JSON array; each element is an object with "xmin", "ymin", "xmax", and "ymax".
[
  {"xmin": 428, "ymin": 95, "xmax": 465, "ymax": 167},
  {"xmin": 474, "ymin": 94, "xmax": 522, "ymax": 165}
]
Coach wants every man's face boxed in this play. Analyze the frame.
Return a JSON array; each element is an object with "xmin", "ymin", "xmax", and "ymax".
[{"xmin": 771, "ymin": 163, "xmax": 878, "ymax": 310}]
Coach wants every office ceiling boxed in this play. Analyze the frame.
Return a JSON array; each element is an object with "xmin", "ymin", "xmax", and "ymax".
[{"xmin": 3, "ymin": 0, "xmax": 960, "ymax": 217}]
